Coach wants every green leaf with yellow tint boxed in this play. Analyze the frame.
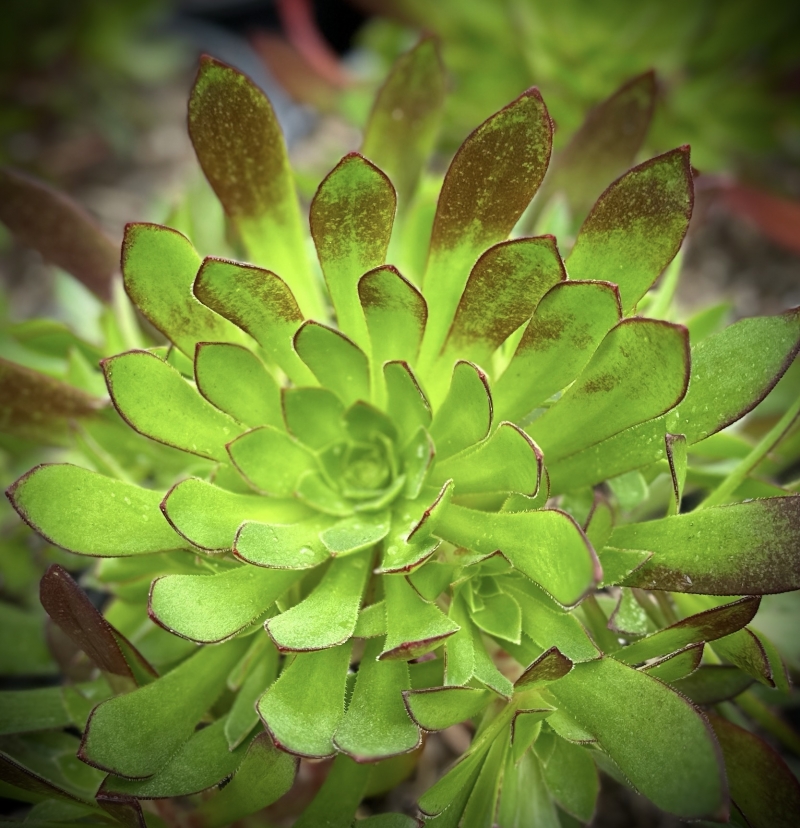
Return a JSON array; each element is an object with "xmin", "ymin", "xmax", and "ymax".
[
  {"xmin": 429, "ymin": 362, "xmax": 492, "ymax": 459},
  {"xmin": 235, "ymin": 515, "xmax": 333, "ymax": 569}
]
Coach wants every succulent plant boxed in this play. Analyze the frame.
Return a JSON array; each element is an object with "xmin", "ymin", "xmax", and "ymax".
[{"xmin": 2, "ymin": 39, "xmax": 800, "ymax": 828}]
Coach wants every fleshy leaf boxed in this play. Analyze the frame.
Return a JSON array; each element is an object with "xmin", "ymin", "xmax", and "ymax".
[
  {"xmin": 420, "ymin": 88, "xmax": 553, "ymax": 364},
  {"xmin": 235, "ymin": 515, "xmax": 333, "ymax": 569},
  {"xmin": 515, "ymin": 647, "xmax": 573, "ymax": 690},
  {"xmin": 79, "ymin": 639, "xmax": 246, "ymax": 778},
  {"xmin": 283, "ymin": 386, "xmax": 347, "ymax": 448},
  {"xmin": 438, "ymin": 506, "xmax": 599, "ymax": 607},
  {"xmin": 472, "ymin": 589, "xmax": 522, "ymax": 644},
  {"xmin": 161, "ymin": 477, "xmax": 310, "ymax": 552},
  {"xmin": 494, "ymin": 280, "xmax": 621, "ymax": 423},
  {"xmin": 320, "ymin": 512, "xmax": 391, "ymax": 556},
  {"xmin": 266, "ymin": 551, "xmax": 370, "ymax": 650},
  {"xmin": 642, "ymin": 643, "xmax": 704, "ymax": 682},
  {"xmin": 310, "ymin": 153, "xmax": 396, "ymax": 349},
  {"xmin": 354, "ymin": 601, "xmax": 387, "ymax": 638},
  {"xmin": 0, "ymin": 686, "xmax": 73, "ymax": 736},
  {"xmin": 529, "ymin": 318, "xmax": 689, "ymax": 462},
  {"xmin": 294, "ymin": 321, "xmax": 371, "ymax": 407},
  {"xmin": 294, "ymin": 754, "xmax": 370, "ymax": 828},
  {"xmin": 403, "ymin": 687, "xmax": 492, "ymax": 731},
  {"xmin": 566, "ymin": 147, "xmax": 693, "ymax": 313},
  {"xmin": 0, "ymin": 358, "xmax": 103, "ymax": 445},
  {"xmin": 429, "ymin": 361, "xmax": 492, "ymax": 460},
  {"xmin": 225, "ymin": 643, "xmax": 278, "ymax": 749},
  {"xmin": 384, "ymin": 361, "xmax": 432, "ymax": 446},
  {"xmin": 122, "ymin": 223, "xmax": 240, "ymax": 356},
  {"xmin": 194, "ymin": 342, "xmax": 282, "ymax": 429},
  {"xmin": 227, "ymin": 425, "xmax": 317, "ymax": 496},
  {"xmin": 361, "ymin": 37, "xmax": 445, "ymax": 207},
  {"xmin": 498, "ymin": 751, "xmax": 559, "ymax": 828},
  {"xmin": 149, "ymin": 565, "xmax": 299, "ymax": 643},
  {"xmin": 672, "ymin": 666, "xmax": 754, "ymax": 705},
  {"xmin": 8, "ymin": 464, "xmax": 184, "ymax": 557},
  {"xmin": 548, "ymin": 657, "xmax": 726, "ymax": 819},
  {"xmin": 193, "ymin": 257, "xmax": 315, "ymax": 385},
  {"xmin": 257, "ymin": 643, "xmax": 351, "ymax": 758},
  {"xmin": 381, "ymin": 574, "xmax": 460, "ymax": 660},
  {"xmin": 433, "ymin": 422, "xmax": 542, "ymax": 496},
  {"xmin": 441, "ymin": 236, "xmax": 566, "ymax": 367},
  {"xmin": 540, "ymin": 735, "xmax": 599, "ymax": 823},
  {"xmin": 188, "ymin": 56, "xmax": 322, "ymax": 317},
  {"xmin": 334, "ymin": 638, "xmax": 420, "ymax": 761},
  {"xmin": 0, "ymin": 167, "xmax": 118, "ymax": 301},
  {"xmin": 613, "ymin": 497, "xmax": 800, "ymax": 594},
  {"xmin": 103, "ymin": 350, "xmax": 239, "ymax": 461}
]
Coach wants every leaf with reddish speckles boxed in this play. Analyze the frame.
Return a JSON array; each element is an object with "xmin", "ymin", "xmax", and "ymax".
[
  {"xmin": 566, "ymin": 147, "xmax": 693, "ymax": 313},
  {"xmin": 334, "ymin": 638, "xmax": 420, "ymax": 761},
  {"xmin": 615, "ymin": 597, "xmax": 760, "ymax": 665},
  {"xmin": 437, "ymin": 506, "xmax": 599, "ymax": 608},
  {"xmin": 361, "ymin": 37, "xmax": 445, "ymax": 207},
  {"xmin": 257, "ymin": 643, "xmax": 352, "ymax": 758},
  {"xmin": 545, "ymin": 71, "xmax": 657, "ymax": 220},
  {"xmin": 419, "ymin": 89, "xmax": 553, "ymax": 365},
  {"xmin": 380, "ymin": 573, "xmax": 459, "ymax": 661},
  {"xmin": 194, "ymin": 343, "xmax": 283, "ymax": 429},
  {"xmin": 493, "ymin": 281, "xmax": 621, "ymax": 424},
  {"xmin": 403, "ymin": 686, "xmax": 493, "ymax": 732},
  {"xmin": 311, "ymin": 153, "xmax": 396, "ymax": 349},
  {"xmin": 294, "ymin": 321, "xmax": 371, "ymax": 407},
  {"xmin": 529, "ymin": 318, "xmax": 689, "ymax": 463},
  {"xmin": 122, "ymin": 223, "xmax": 241, "ymax": 357},
  {"xmin": 548, "ymin": 657, "xmax": 726, "ymax": 819},
  {"xmin": 359, "ymin": 266, "xmax": 428, "ymax": 374},
  {"xmin": 40, "ymin": 565, "xmax": 156, "ymax": 690},
  {"xmin": 188, "ymin": 56, "xmax": 322, "ymax": 317},
  {"xmin": 612, "ymin": 497, "xmax": 800, "ymax": 595},
  {"xmin": 0, "ymin": 167, "xmax": 118, "ymax": 301},
  {"xmin": 102, "ymin": 349, "xmax": 240, "ymax": 461},
  {"xmin": 79, "ymin": 639, "xmax": 247, "ymax": 779},
  {"xmin": 265, "ymin": 550, "xmax": 370, "ymax": 651},
  {"xmin": 710, "ymin": 715, "xmax": 800, "ymax": 828},
  {"xmin": 515, "ymin": 647, "xmax": 573, "ymax": 690},
  {"xmin": 0, "ymin": 358, "xmax": 104, "ymax": 445},
  {"xmin": 429, "ymin": 361, "xmax": 492, "ymax": 459},
  {"xmin": 193, "ymin": 257, "xmax": 315, "ymax": 386},
  {"xmin": 440, "ymin": 236, "xmax": 565, "ymax": 368},
  {"xmin": 432, "ymin": 422, "xmax": 542, "ymax": 496},
  {"xmin": 149, "ymin": 565, "xmax": 299, "ymax": 643},
  {"xmin": 7, "ymin": 464, "xmax": 184, "ymax": 557}
]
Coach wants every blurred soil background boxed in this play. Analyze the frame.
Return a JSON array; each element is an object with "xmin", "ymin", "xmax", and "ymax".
[{"xmin": 1, "ymin": 1, "xmax": 799, "ymax": 826}]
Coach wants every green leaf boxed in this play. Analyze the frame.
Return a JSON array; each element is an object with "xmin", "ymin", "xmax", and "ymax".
[
  {"xmin": 438, "ymin": 506, "xmax": 599, "ymax": 607},
  {"xmin": 566, "ymin": 147, "xmax": 693, "ymax": 313},
  {"xmin": 235, "ymin": 514, "xmax": 333, "ymax": 569},
  {"xmin": 642, "ymin": 643, "xmax": 704, "ymax": 682},
  {"xmin": 188, "ymin": 56, "xmax": 322, "ymax": 317},
  {"xmin": 429, "ymin": 361, "xmax": 492, "ymax": 459},
  {"xmin": 384, "ymin": 361, "xmax": 432, "ymax": 446},
  {"xmin": 266, "ymin": 551, "xmax": 370, "ymax": 651},
  {"xmin": 294, "ymin": 321, "xmax": 371, "ymax": 407},
  {"xmin": 403, "ymin": 687, "xmax": 493, "ymax": 731},
  {"xmin": 540, "ymin": 737, "xmax": 599, "ymax": 823},
  {"xmin": 381, "ymin": 573, "xmax": 460, "ymax": 660},
  {"xmin": 441, "ymin": 236, "xmax": 565, "ymax": 368},
  {"xmin": 665, "ymin": 433, "xmax": 687, "ymax": 515},
  {"xmin": 498, "ymin": 751, "xmax": 560, "ymax": 828},
  {"xmin": 461, "ymin": 727, "xmax": 508, "ymax": 827},
  {"xmin": 228, "ymin": 425, "xmax": 317, "ymax": 496},
  {"xmin": 294, "ymin": 754, "xmax": 370, "ymax": 828},
  {"xmin": 258, "ymin": 643, "xmax": 351, "ymax": 758},
  {"xmin": 8, "ymin": 464, "xmax": 184, "ymax": 557},
  {"xmin": 529, "ymin": 318, "xmax": 689, "ymax": 462},
  {"xmin": 359, "ymin": 265, "xmax": 428, "ymax": 377},
  {"xmin": 672, "ymin": 666, "xmax": 754, "ymax": 705},
  {"xmin": 283, "ymin": 386, "xmax": 347, "ymax": 448},
  {"xmin": 225, "ymin": 643, "xmax": 278, "ymax": 749},
  {"xmin": 334, "ymin": 638, "xmax": 420, "ymax": 760},
  {"xmin": 547, "ymin": 657, "xmax": 726, "ymax": 819},
  {"xmin": 162, "ymin": 477, "xmax": 311, "ymax": 552},
  {"xmin": 0, "ymin": 167, "xmax": 118, "ymax": 302},
  {"xmin": 433, "ymin": 422, "xmax": 542, "ymax": 496},
  {"xmin": 150, "ymin": 565, "xmax": 299, "ymax": 643},
  {"xmin": 122, "ymin": 223, "xmax": 239, "ymax": 356},
  {"xmin": 613, "ymin": 497, "xmax": 800, "ymax": 594},
  {"xmin": 80, "ymin": 639, "xmax": 246, "ymax": 778},
  {"xmin": 193, "ymin": 257, "xmax": 315, "ymax": 386},
  {"xmin": 515, "ymin": 647, "xmax": 573, "ymax": 690},
  {"xmin": 354, "ymin": 601, "xmax": 387, "ymax": 638},
  {"xmin": 710, "ymin": 715, "xmax": 800, "ymax": 828},
  {"xmin": 419, "ymin": 89, "xmax": 552, "ymax": 365},
  {"xmin": 320, "ymin": 512, "xmax": 391, "ymax": 556},
  {"xmin": 0, "ymin": 687, "xmax": 72, "ymax": 737},
  {"xmin": 361, "ymin": 36, "xmax": 445, "ymax": 207},
  {"xmin": 310, "ymin": 153, "xmax": 396, "ymax": 350},
  {"xmin": 296, "ymin": 470, "xmax": 356, "ymax": 516},
  {"xmin": 195, "ymin": 733, "xmax": 297, "ymax": 828},
  {"xmin": 103, "ymin": 350, "xmax": 240, "ymax": 461},
  {"xmin": 0, "ymin": 358, "xmax": 103, "ymax": 445},
  {"xmin": 494, "ymin": 280, "xmax": 621, "ymax": 423},
  {"xmin": 418, "ymin": 734, "xmax": 491, "ymax": 818},
  {"xmin": 194, "ymin": 342, "xmax": 282, "ymax": 429},
  {"xmin": 614, "ymin": 597, "xmax": 759, "ymax": 665}
]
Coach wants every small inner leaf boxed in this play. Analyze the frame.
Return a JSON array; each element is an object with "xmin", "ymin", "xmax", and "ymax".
[
  {"xmin": 235, "ymin": 515, "xmax": 333, "ymax": 569},
  {"xmin": 429, "ymin": 361, "xmax": 492, "ymax": 460}
]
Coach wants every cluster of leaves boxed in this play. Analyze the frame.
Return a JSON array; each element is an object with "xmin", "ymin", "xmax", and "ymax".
[{"xmin": 2, "ymin": 39, "xmax": 800, "ymax": 828}]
